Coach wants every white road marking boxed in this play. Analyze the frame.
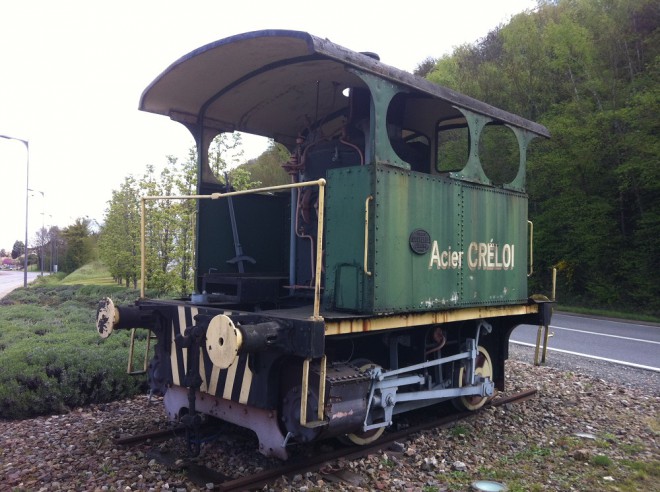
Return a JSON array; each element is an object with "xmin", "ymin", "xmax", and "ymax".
[
  {"xmin": 547, "ymin": 325, "xmax": 660, "ymax": 345},
  {"xmin": 510, "ymin": 341, "xmax": 660, "ymax": 373}
]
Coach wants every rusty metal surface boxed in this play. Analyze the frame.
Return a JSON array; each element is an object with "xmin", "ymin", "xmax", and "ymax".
[
  {"xmin": 164, "ymin": 385, "xmax": 288, "ymax": 460},
  {"xmin": 490, "ymin": 387, "xmax": 538, "ymax": 407},
  {"xmin": 324, "ymin": 303, "xmax": 539, "ymax": 335}
]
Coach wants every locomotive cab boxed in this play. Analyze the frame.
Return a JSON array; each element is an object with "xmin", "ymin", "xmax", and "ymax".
[{"xmin": 97, "ymin": 30, "xmax": 553, "ymax": 459}]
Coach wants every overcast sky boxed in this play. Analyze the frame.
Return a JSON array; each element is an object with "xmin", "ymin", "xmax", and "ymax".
[{"xmin": 0, "ymin": 0, "xmax": 537, "ymax": 252}]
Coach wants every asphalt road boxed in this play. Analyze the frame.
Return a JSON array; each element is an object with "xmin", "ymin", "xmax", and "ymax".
[
  {"xmin": 511, "ymin": 312, "xmax": 660, "ymax": 372},
  {"xmin": 0, "ymin": 270, "xmax": 40, "ymax": 298}
]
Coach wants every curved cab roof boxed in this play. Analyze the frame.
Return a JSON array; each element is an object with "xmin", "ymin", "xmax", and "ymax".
[{"xmin": 140, "ymin": 29, "xmax": 550, "ymax": 145}]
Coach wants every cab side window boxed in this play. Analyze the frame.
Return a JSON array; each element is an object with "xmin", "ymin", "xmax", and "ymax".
[{"xmin": 437, "ymin": 124, "xmax": 469, "ymax": 173}]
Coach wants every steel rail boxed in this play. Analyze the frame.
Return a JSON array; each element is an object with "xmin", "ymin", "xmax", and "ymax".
[
  {"xmin": 112, "ymin": 389, "xmax": 537, "ymax": 490},
  {"xmin": 217, "ymin": 388, "xmax": 538, "ymax": 491}
]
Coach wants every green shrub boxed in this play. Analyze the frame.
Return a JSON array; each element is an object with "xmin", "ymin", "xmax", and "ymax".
[
  {"xmin": 592, "ymin": 454, "xmax": 613, "ymax": 468},
  {"xmin": 0, "ymin": 282, "xmax": 147, "ymax": 419}
]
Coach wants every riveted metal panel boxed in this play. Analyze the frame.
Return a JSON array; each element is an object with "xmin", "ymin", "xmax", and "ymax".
[
  {"xmin": 461, "ymin": 183, "xmax": 528, "ymax": 306},
  {"xmin": 372, "ymin": 166, "xmax": 528, "ymax": 313},
  {"xmin": 323, "ymin": 166, "xmax": 373, "ymax": 312},
  {"xmin": 373, "ymin": 166, "xmax": 463, "ymax": 312},
  {"xmin": 324, "ymin": 164, "xmax": 528, "ymax": 314}
]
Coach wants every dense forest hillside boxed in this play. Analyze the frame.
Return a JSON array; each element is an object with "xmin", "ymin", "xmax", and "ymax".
[{"xmin": 425, "ymin": 0, "xmax": 658, "ymax": 314}]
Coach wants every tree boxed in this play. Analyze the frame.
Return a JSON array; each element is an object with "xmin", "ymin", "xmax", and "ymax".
[
  {"xmin": 48, "ymin": 226, "xmax": 62, "ymax": 273},
  {"xmin": 33, "ymin": 226, "xmax": 50, "ymax": 273},
  {"xmin": 99, "ymin": 177, "xmax": 141, "ymax": 288},
  {"xmin": 425, "ymin": 0, "xmax": 660, "ymax": 314},
  {"xmin": 140, "ymin": 161, "xmax": 182, "ymax": 293},
  {"xmin": 208, "ymin": 132, "xmax": 245, "ymax": 178},
  {"xmin": 11, "ymin": 241, "xmax": 24, "ymax": 260},
  {"xmin": 60, "ymin": 218, "xmax": 93, "ymax": 273},
  {"xmin": 238, "ymin": 140, "xmax": 290, "ymax": 187},
  {"xmin": 414, "ymin": 57, "xmax": 438, "ymax": 78},
  {"xmin": 171, "ymin": 148, "xmax": 198, "ymax": 295}
]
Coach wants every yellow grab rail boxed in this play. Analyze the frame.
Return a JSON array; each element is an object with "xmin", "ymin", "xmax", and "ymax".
[
  {"xmin": 140, "ymin": 179, "xmax": 327, "ymax": 319},
  {"xmin": 299, "ymin": 355, "xmax": 327, "ymax": 428},
  {"xmin": 127, "ymin": 328, "xmax": 157, "ymax": 375},
  {"xmin": 364, "ymin": 195, "xmax": 373, "ymax": 276},
  {"xmin": 527, "ymin": 220, "xmax": 534, "ymax": 277}
]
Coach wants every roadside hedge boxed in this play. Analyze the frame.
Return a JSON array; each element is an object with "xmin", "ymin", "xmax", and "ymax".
[{"xmin": 0, "ymin": 284, "xmax": 148, "ymax": 419}]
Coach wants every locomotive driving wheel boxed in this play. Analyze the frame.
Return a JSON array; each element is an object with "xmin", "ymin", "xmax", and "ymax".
[
  {"xmin": 342, "ymin": 423, "xmax": 385, "ymax": 445},
  {"xmin": 340, "ymin": 360, "xmax": 386, "ymax": 446},
  {"xmin": 455, "ymin": 345, "xmax": 493, "ymax": 411}
]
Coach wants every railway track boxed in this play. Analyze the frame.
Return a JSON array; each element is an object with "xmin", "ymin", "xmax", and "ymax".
[{"xmin": 114, "ymin": 388, "xmax": 537, "ymax": 491}]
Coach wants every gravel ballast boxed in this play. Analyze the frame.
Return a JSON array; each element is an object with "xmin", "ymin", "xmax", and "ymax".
[{"xmin": 1, "ymin": 347, "xmax": 658, "ymax": 491}]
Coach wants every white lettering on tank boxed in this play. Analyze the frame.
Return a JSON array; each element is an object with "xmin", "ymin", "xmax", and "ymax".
[
  {"xmin": 428, "ymin": 241, "xmax": 463, "ymax": 270},
  {"xmin": 466, "ymin": 241, "xmax": 516, "ymax": 271},
  {"xmin": 429, "ymin": 240, "xmax": 515, "ymax": 271}
]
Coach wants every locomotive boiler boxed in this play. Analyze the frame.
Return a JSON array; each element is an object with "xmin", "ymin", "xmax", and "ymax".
[{"xmin": 96, "ymin": 30, "xmax": 553, "ymax": 459}]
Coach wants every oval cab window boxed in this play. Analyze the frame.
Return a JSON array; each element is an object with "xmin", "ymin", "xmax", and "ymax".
[{"xmin": 479, "ymin": 124, "xmax": 519, "ymax": 185}]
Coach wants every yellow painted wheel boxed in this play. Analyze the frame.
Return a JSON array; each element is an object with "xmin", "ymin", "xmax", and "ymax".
[
  {"xmin": 341, "ymin": 361, "xmax": 385, "ymax": 446},
  {"xmin": 456, "ymin": 346, "xmax": 493, "ymax": 411},
  {"xmin": 343, "ymin": 424, "xmax": 386, "ymax": 446}
]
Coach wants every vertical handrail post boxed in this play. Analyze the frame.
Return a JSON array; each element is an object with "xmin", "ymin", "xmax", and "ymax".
[
  {"xmin": 527, "ymin": 220, "xmax": 534, "ymax": 277},
  {"xmin": 140, "ymin": 197, "xmax": 146, "ymax": 298},
  {"xmin": 312, "ymin": 179, "xmax": 326, "ymax": 320},
  {"xmin": 364, "ymin": 196, "xmax": 373, "ymax": 276}
]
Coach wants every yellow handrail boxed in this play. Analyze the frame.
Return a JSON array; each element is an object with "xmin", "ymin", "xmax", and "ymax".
[
  {"xmin": 127, "ymin": 328, "xmax": 157, "ymax": 375},
  {"xmin": 527, "ymin": 220, "xmax": 534, "ymax": 277},
  {"xmin": 139, "ymin": 179, "xmax": 327, "ymax": 319},
  {"xmin": 313, "ymin": 182, "xmax": 326, "ymax": 320},
  {"xmin": 299, "ymin": 355, "xmax": 327, "ymax": 428},
  {"xmin": 364, "ymin": 196, "xmax": 373, "ymax": 277}
]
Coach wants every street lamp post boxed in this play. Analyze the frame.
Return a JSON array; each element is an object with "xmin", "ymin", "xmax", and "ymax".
[{"xmin": 0, "ymin": 134, "xmax": 29, "ymax": 288}]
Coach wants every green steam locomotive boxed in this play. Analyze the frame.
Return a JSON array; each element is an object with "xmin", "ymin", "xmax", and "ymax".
[{"xmin": 96, "ymin": 30, "xmax": 552, "ymax": 459}]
